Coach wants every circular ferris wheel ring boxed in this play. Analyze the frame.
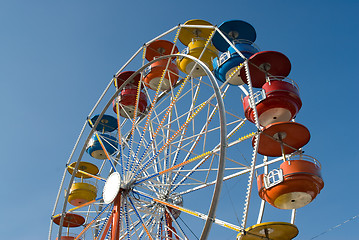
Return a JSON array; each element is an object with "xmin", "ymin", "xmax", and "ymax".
[{"xmin": 54, "ymin": 53, "xmax": 228, "ymax": 240}]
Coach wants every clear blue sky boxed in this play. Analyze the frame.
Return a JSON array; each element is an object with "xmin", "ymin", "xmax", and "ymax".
[{"xmin": 1, "ymin": 0, "xmax": 358, "ymax": 239}]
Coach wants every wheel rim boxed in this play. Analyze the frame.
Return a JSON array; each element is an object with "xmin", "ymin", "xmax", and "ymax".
[{"xmin": 53, "ymin": 52, "xmax": 229, "ymax": 239}]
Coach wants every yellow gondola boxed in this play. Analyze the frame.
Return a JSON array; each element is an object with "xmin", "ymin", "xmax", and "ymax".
[
  {"xmin": 68, "ymin": 181, "xmax": 97, "ymax": 206},
  {"xmin": 67, "ymin": 162, "xmax": 99, "ymax": 206},
  {"xmin": 176, "ymin": 19, "xmax": 218, "ymax": 77},
  {"xmin": 237, "ymin": 222, "xmax": 298, "ymax": 240}
]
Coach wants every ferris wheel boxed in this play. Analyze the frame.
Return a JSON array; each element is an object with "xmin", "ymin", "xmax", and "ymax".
[{"xmin": 49, "ymin": 19, "xmax": 324, "ymax": 240}]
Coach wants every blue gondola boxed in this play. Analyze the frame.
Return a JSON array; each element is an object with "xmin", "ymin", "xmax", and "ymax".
[
  {"xmin": 86, "ymin": 133, "xmax": 118, "ymax": 159},
  {"xmin": 212, "ymin": 20, "xmax": 259, "ymax": 85},
  {"xmin": 89, "ymin": 114, "xmax": 118, "ymax": 132}
]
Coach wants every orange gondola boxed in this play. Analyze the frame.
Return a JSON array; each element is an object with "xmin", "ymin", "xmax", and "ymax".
[
  {"xmin": 53, "ymin": 213, "xmax": 85, "ymax": 240},
  {"xmin": 257, "ymin": 155, "xmax": 324, "ymax": 209},
  {"xmin": 254, "ymin": 121, "xmax": 310, "ymax": 157},
  {"xmin": 143, "ymin": 40, "xmax": 179, "ymax": 91},
  {"xmin": 53, "ymin": 213, "xmax": 85, "ymax": 228}
]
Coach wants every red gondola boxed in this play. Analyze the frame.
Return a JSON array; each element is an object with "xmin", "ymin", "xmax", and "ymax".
[
  {"xmin": 114, "ymin": 71, "xmax": 142, "ymax": 89},
  {"xmin": 243, "ymin": 78, "xmax": 302, "ymax": 127},
  {"xmin": 113, "ymin": 87, "xmax": 147, "ymax": 118},
  {"xmin": 240, "ymin": 51, "xmax": 291, "ymax": 88}
]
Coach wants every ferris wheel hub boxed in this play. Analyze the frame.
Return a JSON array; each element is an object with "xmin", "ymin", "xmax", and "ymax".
[{"xmin": 103, "ymin": 172, "xmax": 122, "ymax": 204}]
